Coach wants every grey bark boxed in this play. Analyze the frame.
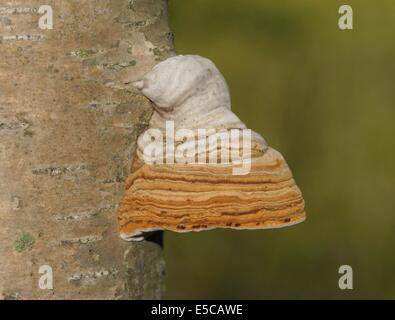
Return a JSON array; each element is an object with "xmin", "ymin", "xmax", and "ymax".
[{"xmin": 0, "ymin": 0, "xmax": 174, "ymax": 299}]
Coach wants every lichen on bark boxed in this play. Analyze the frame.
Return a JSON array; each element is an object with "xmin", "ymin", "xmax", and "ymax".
[{"xmin": 0, "ymin": 0, "xmax": 174, "ymax": 300}]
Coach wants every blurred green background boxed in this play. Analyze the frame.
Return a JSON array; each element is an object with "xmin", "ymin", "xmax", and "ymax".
[{"xmin": 164, "ymin": 0, "xmax": 394, "ymax": 299}]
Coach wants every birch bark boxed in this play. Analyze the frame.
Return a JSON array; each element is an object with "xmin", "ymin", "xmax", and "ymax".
[{"xmin": 0, "ymin": 0, "xmax": 174, "ymax": 299}]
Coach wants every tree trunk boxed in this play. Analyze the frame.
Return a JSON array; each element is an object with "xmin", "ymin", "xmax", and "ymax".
[{"xmin": 0, "ymin": 0, "xmax": 174, "ymax": 300}]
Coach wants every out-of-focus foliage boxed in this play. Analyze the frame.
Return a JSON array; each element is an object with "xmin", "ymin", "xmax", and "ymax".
[{"xmin": 164, "ymin": 0, "xmax": 394, "ymax": 299}]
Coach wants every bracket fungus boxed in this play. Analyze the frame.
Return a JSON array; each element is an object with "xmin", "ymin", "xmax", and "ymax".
[{"xmin": 118, "ymin": 55, "xmax": 305, "ymax": 241}]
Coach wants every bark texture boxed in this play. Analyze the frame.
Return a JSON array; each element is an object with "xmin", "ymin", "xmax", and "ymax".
[{"xmin": 0, "ymin": 0, "xmax": 174, "ymax": 299}]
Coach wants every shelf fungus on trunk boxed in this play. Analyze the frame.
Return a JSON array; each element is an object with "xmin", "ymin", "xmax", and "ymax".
[{"xmin": 118, "ymin": 55, "xmax": 305, "ymax": 241}]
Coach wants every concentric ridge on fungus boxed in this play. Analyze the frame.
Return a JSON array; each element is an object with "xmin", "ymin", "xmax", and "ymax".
[{"xmin": 118, "ymin": 55, "xmax": 305, "ymax": 241}]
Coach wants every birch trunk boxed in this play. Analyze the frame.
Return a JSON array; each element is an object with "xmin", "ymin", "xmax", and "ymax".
[{"xmin": 0, "ymin": 0, "xmax": 174, "ymax": 299}]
